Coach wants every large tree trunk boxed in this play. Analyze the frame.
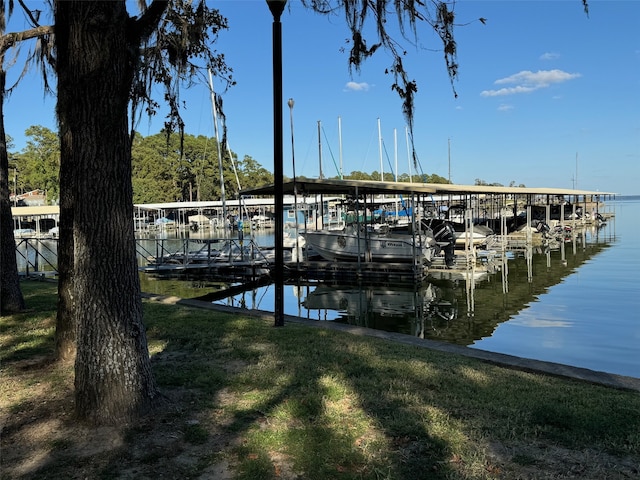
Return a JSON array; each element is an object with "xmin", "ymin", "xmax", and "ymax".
[
  {"xmin": 54, "ymin": 116, "xmax": 76, "ymax": 361},
  {"xmin": 55, "ymin": 1, "xmax": 160, "ymax": 424},
  {"xmin": 0, "ymin": 69, "xmax": 25, "ymax": 315}
]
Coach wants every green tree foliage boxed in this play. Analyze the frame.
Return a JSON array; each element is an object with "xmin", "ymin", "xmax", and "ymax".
[
  {"xmin": 425, "ymin": 173, "xmax": 450, "ymax": 184},
  {"xmin": 14, "ymin": 125, "xmax": 60, "ymax": 203},
  {"xmin": 8, "ymin": 123, "xmax": 514, "ymax": 203},
  {"xmin": 236, "ymin": 154, "xmax": 273, "ymax": 191},
  {"xmin": 6, "ymin": 125, "xmax": 275, "ymax": 206},
  {"xmin": 131, "ymin": 132, "xmax": 180, "ymax": 203},
  {"xmin": 131, "ymin": 132, "xmax": 273, "ymax": 203},
  {"xmin": 340, "ymin": 170, "xmax": 450, "ymax": 184},
  {"xmin": 474, "ymin": 178, "xmax": 526, "ymax": 187},
  {"xmin": 343, "ymin": 170, "xmax": 374, "ymax": 181}
]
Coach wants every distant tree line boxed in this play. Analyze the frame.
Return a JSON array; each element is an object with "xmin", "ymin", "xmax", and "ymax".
[
  {"xmin": 10, "ymin": 126, "xmax": 457, "ymax": 204},
  {"xmin": 332, "ymin": 171, "xmax": 451, "ymax": 184},
  {"xmin": 474, "ymin": 178, "xmax": 526, "ymax": 188},
  {"xmin": 9, "ymin": 126, "xmax": 61, "ymax": 203},
  {"xmin": 9, "ymin": 126, "xmax": 274, "ymax": 204},
  {"xmin": 130, "ymin": 132, "xmax": 273, "ymax": 203}
]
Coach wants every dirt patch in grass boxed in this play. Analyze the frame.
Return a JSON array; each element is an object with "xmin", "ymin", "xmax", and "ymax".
[{"xmin": 1, "ymin": 361, "xmax": 241, "ymax": 479}]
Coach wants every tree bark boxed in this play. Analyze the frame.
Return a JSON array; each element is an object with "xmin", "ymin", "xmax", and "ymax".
[
  {"xmin": 0, "ymin": 69, "xmax": 25, "ymax": 315},
  {"xmin": 54, "ymin": 113, "xmax": 76, "ymax": 361},
  {"xmin": 55, "ymin": 1, "xmax": 160, "ymax": 424}
]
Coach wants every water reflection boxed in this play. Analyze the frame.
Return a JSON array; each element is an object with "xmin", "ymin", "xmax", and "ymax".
[
  {"xmin": 202, "ymin": 220, "xmax": 617, "ymax": 350},
  {"xmin": 301, "ymin": 282, "xmax": 458, "ymax": 339}
]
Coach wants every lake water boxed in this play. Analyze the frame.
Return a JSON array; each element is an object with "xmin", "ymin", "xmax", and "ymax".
[
  {"xmin": 18, "ymin": 197, "xmax": 640, "ymax": 378},
  {"xmin": 471, "ymin": 196, "xmax": 640, "ymax": 378},
  {"xmin": 150, "ymin": 197, "xmax": 638, "ymax": 379}
]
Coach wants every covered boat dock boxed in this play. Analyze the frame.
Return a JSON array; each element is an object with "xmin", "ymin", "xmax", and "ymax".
[{"xmin": 240, "ymin": 178, "xmax": 615, "ymax": 283}]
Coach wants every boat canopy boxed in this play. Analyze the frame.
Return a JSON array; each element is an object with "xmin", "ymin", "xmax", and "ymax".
[{"xmin": 240, "ymin": 178, "xmax": 614, "ymax": 199}]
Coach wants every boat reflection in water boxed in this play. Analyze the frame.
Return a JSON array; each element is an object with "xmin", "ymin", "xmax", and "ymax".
[
  {"xmin": 301, "ymin": 282, "xmax": 459, "ymax": 340},
  {"xmin": 290, "ymin": 221, "xmax": 616, "ymax": 346}
]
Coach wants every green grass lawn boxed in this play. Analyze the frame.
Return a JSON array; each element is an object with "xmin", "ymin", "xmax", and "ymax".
[{"xmin": 2, "ymin": 279, "xmax": 639, "ymax": 479}]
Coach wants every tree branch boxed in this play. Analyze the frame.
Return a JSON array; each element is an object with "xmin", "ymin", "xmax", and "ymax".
[
  {"xmin": 0, "ymin": 25, "xmax": 54, "ymax": 55},
  {"xmin": 130, "ymin": 0, "xmax": 169, "ymax": 44},
  {"xmin": 17, "ymin": 0, "xmax": 44, "ymax": 27}
]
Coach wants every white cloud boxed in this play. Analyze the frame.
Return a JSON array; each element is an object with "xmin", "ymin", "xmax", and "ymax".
[
  {"xmin": 481, "ymin": 69, "xmax": 581, "ymax": 97},
  {"xmin": 482, "ymin": 85, "xmax": 539, "ymax": 97},
  {"xmin": 497, "ymin": 104, "xmax": 514, "ymax": 112},
  {"xmin": 540, "ymin": 52, "xmax": 560, "ymax": 61},
  {"xmin": 344, "ymin": 81, "xmax": 370, "ymax": 92},
  {"xmin": 495, "ymin": 69, "xmax": 581, "ymax": 85}
]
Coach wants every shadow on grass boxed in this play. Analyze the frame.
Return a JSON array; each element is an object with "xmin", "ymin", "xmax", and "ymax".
[
  {"xmin": 0, "ymin": 281, "xmax": 57, "ymax": 363},
  {"xmin": 3, "ymin": 281, "xmax": 639, "ymax": 480},
  {"xmin": 96, "ymin": 302, "xmax": 459, "ymax": 479},
  {"xmin": 130, "ymin": 301, "xmax": 640, "ymax": 479}
]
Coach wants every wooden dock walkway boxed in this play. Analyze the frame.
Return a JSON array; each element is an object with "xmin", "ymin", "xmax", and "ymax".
[{"xmin": 285, "ymin": 260, "xmax": 430, "ymax": 286}]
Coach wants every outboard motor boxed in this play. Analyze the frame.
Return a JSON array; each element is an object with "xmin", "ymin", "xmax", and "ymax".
[{"xmin": 535, "ymin": 220, "xmax": 551, "ymax": 238}]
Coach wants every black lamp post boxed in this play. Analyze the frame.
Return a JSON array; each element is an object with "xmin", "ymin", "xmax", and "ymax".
[{"xmin": 267, "ymin": 0, "xmax": 286, "ymax": 326}]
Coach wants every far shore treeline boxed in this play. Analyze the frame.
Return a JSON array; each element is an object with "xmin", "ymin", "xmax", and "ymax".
[{"xmin": 9, "ymin": 125, "xmax": 511, "ymax": 206}]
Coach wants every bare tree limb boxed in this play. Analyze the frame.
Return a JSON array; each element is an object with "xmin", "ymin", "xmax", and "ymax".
[{"xmin": 0, "ymin": 24, "xmax": 53, "ymax": 54}]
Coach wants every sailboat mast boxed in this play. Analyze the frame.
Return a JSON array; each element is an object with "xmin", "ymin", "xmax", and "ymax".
[
  {"xmin": 208, "ymin": 68, "xmax": 227, "ymax": 230},
  {"xmin": 448, "ymin": 137, "xmax": 451, "ymax": 183},
  {"xmin": 405, "ymin": 126, "xmax": 413, "ymax": 183},
  {"xmin": 226, "ymin": 142, "xmax": 250, "ymax": 224},
  {"xmin": 378, "ymin": 118, "xmax": 383, "ymax": 181},
  {"xmin": 394, "ymin": 128, "xmax": 398, "ymax": 182},
  {"xmin": 338, "ymin": 116, "xmax": 343, "ymax": 179},
  {"xmin": 317, "ymin": 120, "xmax": 324, "ymax": 179}
]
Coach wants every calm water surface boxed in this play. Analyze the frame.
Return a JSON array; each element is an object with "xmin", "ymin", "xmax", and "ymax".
[
  {"xmin": 472, "ymin": 197, "xmax": 640, "ymax": 377},
  {"xmin": 138, "ymin": 197, "xmax": 640, "ymax": 378}
]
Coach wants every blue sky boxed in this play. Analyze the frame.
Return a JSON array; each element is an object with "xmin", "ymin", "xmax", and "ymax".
[{"xmin": 5, "ymin": 1, "xmax": 639, "ymax": 194}]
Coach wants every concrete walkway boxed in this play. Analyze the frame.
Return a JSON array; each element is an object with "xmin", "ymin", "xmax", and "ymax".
[{"xmin": 143, "ymin": 293, "xmax": 640, "ymax": 393}]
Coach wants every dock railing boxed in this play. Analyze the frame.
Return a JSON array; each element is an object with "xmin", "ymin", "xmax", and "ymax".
[
  {"xmin": 138, "ymin": 237, "xmax": 272, "ymax": 269},
  {"xmin": 15, "ymin": 237, "xmax": 58, "ymax": 277}
]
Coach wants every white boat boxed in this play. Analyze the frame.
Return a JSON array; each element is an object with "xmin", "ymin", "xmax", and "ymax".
[
  {"xmin": 303, "ymin": 283, "xmax": 438, "ymax": 317},
  {"xmin": 188, "ymin": 214, "xmax": 212, "ymax": 232},
  {"xmin": 450, "ymin": 222, "xmax": 494, "ymax": 247},
  {"xmin": 303, "ymin": 224, "xmax": 434, "ymax": 264},
  {"xmin": 283, "ymin": 231, "xmax": 305, "ymax": 249},
  {"xmin": 13, "ymin": 228, "xmax": 37, "ymax": 238},
  {"xmin": 154, "ymin": 217, "xmax": 176, "ymax": 231},
  {"xmin": 438, "ymin": 205, "xmax": 495, "ymax": 247}
]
